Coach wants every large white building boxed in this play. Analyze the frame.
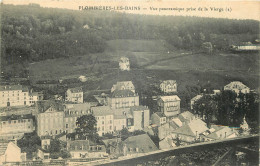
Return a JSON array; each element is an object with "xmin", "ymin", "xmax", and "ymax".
[
  {"xmin": 92, "ymin": 106, "xmax": 116, "ymax": 136},
  {"xmin": 224, "ymin": 81, "xmax": 250, "ymax": 94},
  {"xmin": 65, "ymin": 87, "xmax": 84, "ymax": 103},
  {"xmin": 160, "ymin": 80, "xmax": 177, "ymax": 93},
  {"xmin": 107, "ymin": 90, "xmax": 139, "ymax": 109},
  {"xmin": 0, "ymin": 114, "xmax": 35, "ymax": 140},
  {"xmin": 157, "ymin": 95, "xmax": 181, "ymax": 117},
  {"xmin": 0, "ymin": 85, "xmax": 43, "ymax": 108},
  {"xmin": 64, "ymin": 103, "xmax": 97, "ymax": 134},
  {"xmin": 119, "ymin": 57, "xmax": 130, "ymax": 71},
  {"xmin": 91, "ymin": 105, "xmax": 150, "ymax": 136},
  {"xmin": 111, "ymin": 81, "xmax": 135, "ymax": 93},
  {"xmin": 36, "ymin": 101, "xmax": 64, "ymax": 136}
]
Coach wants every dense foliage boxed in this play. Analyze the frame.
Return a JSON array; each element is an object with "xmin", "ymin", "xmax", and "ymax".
[
  {"xmin": 75, "ymin": 114, "xmax": 99, "ymax": 142},
  {"xmin": 17, "ymin": 131, "xmax": 41, "ymax": 159},
  {"xmin": 192, "ymin": 91, "xmax": 259, "ymax": 133},
  {"xmin": 1, "ymin": 4, "xmax": 259, "ymax": 77}
]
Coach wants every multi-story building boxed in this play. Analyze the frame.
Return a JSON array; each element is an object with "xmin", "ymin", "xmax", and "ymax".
[
  {"xmin": 160, "ymin": 80, "xmax": 177, "ymax": 93},
  {"xmin": 36, "ymin": 101, "xmax": 64, "ymax": 136},
  {"xmin": 67, "ymin": 140, "xmax": 107, "ymax": 159},
  {"xmin": 0, "ymin": 85, "xmax": 43, "ymax": 108},
  {"xmin": 130, "ymin": 106, "xmax": 150, "ymax": 131},
  {"xmin": 224, "ymin": 81, "xmax": 250, "ymax": 94},
  {"xmin": 92, "ymin": 106, "xmax": 115, "ymax": 136},
  {"xmin": 107, "ymin": 90, "xmax": 139, "ymax": 109},
  {"xmin": 111, "ymin": 81, "xmax": 135, "ymax": 93},
  {"xmin": 157, "ymin": 95, "xmax": 181, "ymax": 117},
  {"xmin": 64, "ymin": 103, "xmax": 96, "ymax": 134},
  {"xmin": 151, "ymin": 112, "xmax": 167, "ymax": 126},
  {"xmin": 0, "ymin": 114, "xmax": 35, "ymax": 140},
  {"xmin": 65, "ymin": 87, "xmax": 83, "ymax": 103},
  {"xmin": 119, "ymin": 57, "xmax": 130, "ymax": 71}
]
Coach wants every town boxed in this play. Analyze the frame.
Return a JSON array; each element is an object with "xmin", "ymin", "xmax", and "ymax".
[{"xmin": 0, "ymin": 57, "xmax": 258, "ymax": 165}]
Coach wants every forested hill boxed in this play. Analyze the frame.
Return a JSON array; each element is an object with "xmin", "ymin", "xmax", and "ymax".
[{"xmin": 1, "ymin": 4, "xmax": 259, "ymax": 70}]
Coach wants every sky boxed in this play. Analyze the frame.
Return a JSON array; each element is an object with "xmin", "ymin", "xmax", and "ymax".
[{"xmin": 2, "ymin": 0, "xmax": 260, "ymax": 21}]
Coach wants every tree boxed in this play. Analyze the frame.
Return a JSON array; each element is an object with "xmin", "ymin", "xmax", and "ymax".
[
  {"xmin": 75, "ymin": 114, "xmax": 99, "ymax": 142},
  {"xmin": 17, "ymin": 131, "xmax": 41, "ymax": 159},
  {"xmin": 215, "ymin": 90, "xmax": 237, "ymax": 126},
  {"xmin": 192, "ymin": 95, "xmax": 217, "ymax": 127},
  {"xmin": 245, "ymin": 92, "xmax": 259, "ymax": 134}
]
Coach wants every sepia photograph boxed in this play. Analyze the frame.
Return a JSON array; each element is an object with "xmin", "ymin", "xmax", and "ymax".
[{"xmin": 0, "ymin": 0, "xmax": 259, "ymax": 165}]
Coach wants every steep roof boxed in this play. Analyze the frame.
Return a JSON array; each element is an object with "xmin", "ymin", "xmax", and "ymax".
[
  {"xmin": 123, "ymin": 134, "xmax": 158, "ymax": 153},
  {"xmin": 191, "ymin": 95, "xmax": 203, "ymax": 102},
  {"xmin": 224, "ymin": 81, "xmax": 249, "ymax": 90},
  {"xmin": 205, "ymin": 125, "xmax": 236, "ymax": 140},
  {"xmin": 92, "ymin": 106, "xmax": 113, "ymax": 116},
  {"xmin": 178, "ymin": 111, "xmax": 195, "ymax": 123},
  {"xmin": 154, "ymin": 112, "xmax": 166, "ymax": 118},
  {"xmin": 0, "ymin": 140, "xmax": 9, "ymax": 155},
  {"xmin": 111, "ymin": 81, "xmax": 135, "ymax": 92},
  {"xmin": 173, "ymin": 119, "xmax": 208, "ymax": 137},
  {"xmin": 161, "ymin": 80, "xmax": 177, "ymax": 86},
  {"xmin": 110, "ymin": 90, "xmax": 136, "ymax": 98},
  {"xmin": 119, "ymin": 57, "xmax": 129, "ymax": 63},
  {"xmin": 36, "ymin": 100, "xmax": 64, "ymax": 113},
  {"xmin": 68, "ymin": 87, "xmax": 83, "ymax": 93},
  {"xmin": 159, "ymin": 95, "xmax": 180, "ymax": 102}
]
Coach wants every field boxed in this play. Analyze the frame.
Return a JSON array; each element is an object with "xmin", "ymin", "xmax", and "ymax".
[{"xmin": 28, "ymin": 39, "xmax": 259, "ymax": 92}]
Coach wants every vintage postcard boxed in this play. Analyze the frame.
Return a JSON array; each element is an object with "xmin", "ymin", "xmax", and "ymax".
[{"xmin": 0, "ymin": 0, "xmax": 259, "ymax": 165}]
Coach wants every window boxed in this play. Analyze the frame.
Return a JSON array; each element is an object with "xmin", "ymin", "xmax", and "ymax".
[
  {"xmin": 102, "ymin": 126, "xmax": 104, "ymax": 131},
  {"xmin": 66, "ymin": 124, "xmax": 69, "ymax": 128},
  {"xmin": 102, "ymin": 121, "xmax": 104, "ymax": 125}
]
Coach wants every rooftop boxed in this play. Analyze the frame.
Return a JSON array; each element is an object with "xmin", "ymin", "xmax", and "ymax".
[
  {"xmin": 0, "ymin": 114, "xmax": 34, "ymax": 121},
  {"xmin": 36, "ymin": 100, "xmax": 64, "ymax": 113},
  {"xmin": 110, "ymin": 89, "xmax": 137, "ymax": 98},
  {"xmin": 159, "ymin": 95, "xmax": 181, "ymax": 102},
  {"xmin": 92, "ymin": 106, "xmax": 113, "ymax": 116},
  {"xmin": 123, "ymin": 134, "xmax": 158, "ymax": 153},
  {"xmin": 178, "ymin": 111, "xmax": 195, "ymax": 122},
  {"xmin": 191, "ymin": 95, "xmax": 203, "ymax": 102},
  {"xmin": 161, "ymin": 80, "xmax": 177, "ymax": 86},
  {"xmin": 0, "ymin": 85, "xmax": 28, "ymax": 92},
  {"xmin": 224, "ymin": 81, "xmax": 249, "ymax": 90},
  {"xmin": 154, "ymin": 112, "xmax": 166, "ymax": 118},
  {"xmin": 172, "ymin": 119, "xmax": 208, "ymax": 137},
  {"xmin": 68, "ymin": 87, "xmax": 83, "ymax": 93}
]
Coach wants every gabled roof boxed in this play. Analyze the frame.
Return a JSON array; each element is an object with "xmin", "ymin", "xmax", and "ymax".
[
  {"xmin": 159, "ymin": 95, "xmax": 181, "ymax": 102},
  {"xmin": 92, "ymin": 106, "xmax": 113, "ymax": 116},
  {"xmin": 178, "ymin": 111, "xmax": 195, "ymax": 123},
  {"xmin": 111, "ymin": 81, "xmax": 135, "ymax": 92},
  {"xmin": 68, "ymin": 87, "xmax": 83, "ymax": 93},
  {"xmin": 36, "ymin": 100, "xmax": 64, "ymax": 113},
  {"xmin": 171, "ymin": 118, "xmax": 183, "ymax": 127},
  {"xmin": 0, "ymin": 140, "xmax": 9, "ymax": 155},
  {"xmin": 161, "ymin": 80, "xmax": 177, "ymax": 86},
  {"xmin": 119, "ymin": 57, "xmax": 129, "ymax": 63},
  {"xmin": 191, "ymin": 95, "xmax": 203, "ymax": 102},
  {"xmin": 113, "ymin": 108, "xmax": 131, "ymax": 119},
  {"xmin": 154, "ymin": 112, "xmax": 166, "ymax": 118},
  {"xmin": 224, "ymin": 81, "xmax": 249, "ymax": 90},
  {"xmin": 123, "ymin": 134, "xmax": 158, "ymax": 153},
  {"xmin": 110, "ymin": 90, "xmax": 136, "ymax": 98},
  {"xmin": 205, "ymin": 125, "xmax": 236, "ymax": 140},
  {"xmin": 172, "ymin": 119, "xmax": 208, "ymax": 137}
]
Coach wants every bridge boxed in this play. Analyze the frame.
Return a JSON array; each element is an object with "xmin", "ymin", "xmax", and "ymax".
[{"xmin": 73, "ymin": 135, "xmax": 259, "ymax": 166}]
